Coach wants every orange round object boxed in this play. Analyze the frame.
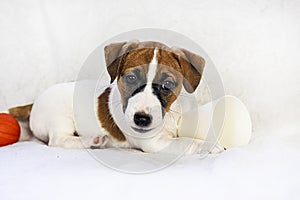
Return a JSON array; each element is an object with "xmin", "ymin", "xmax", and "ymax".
[{"xmin": 0, "ymin": 113, "xmax": 20, "ymax": 146}]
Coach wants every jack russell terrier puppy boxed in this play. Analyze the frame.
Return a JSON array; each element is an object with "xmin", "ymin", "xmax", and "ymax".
[{"xmin": 9, "ymin": 40, "xmax": 224, "ymax": 154}]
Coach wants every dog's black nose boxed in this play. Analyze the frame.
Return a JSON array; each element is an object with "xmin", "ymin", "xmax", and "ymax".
[{"xmin": 134, "ymin": 112, "xmax": 152, "ymax": 127}]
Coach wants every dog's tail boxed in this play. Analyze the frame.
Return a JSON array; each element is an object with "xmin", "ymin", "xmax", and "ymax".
[
  {"xmin": 8, "ymin": 104, "xmax": 33, "ymax": 120},
  {"xmin": 7, "ymin": 104, "xmax": 34, "ymax": 141}
]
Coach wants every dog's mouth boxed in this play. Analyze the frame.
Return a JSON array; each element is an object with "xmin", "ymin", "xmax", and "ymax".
[{"xmin": 131, "ymin": 127, "xmax": 154, "ymax": 133}]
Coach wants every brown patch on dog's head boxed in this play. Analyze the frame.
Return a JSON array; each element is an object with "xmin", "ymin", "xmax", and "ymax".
[
  {"xmin": 119, "ymin": 48, "xmax": 154, "ymax": 74},
  {"xmin": 104, "ymin": 40, "xmax": 139, "ymax": 83},
  {"xmin": 104, "ymin": 40, "xmax": 165, "ymax": 83},
  {"xmin": 117, "ymin": 64, "xmax": 148, "ymax": 110},
  {"xmin": 171, "ymin": 47, "xmax": 205, "ymax": 93},
  {"xmin": 104, "ymin": 40, "xmax": 205, "ymax": 113},
  {"xmin": 153, "ymin": 49, "xmax": 183, "ymax": 111},
  {"xmin": 154, "ymin": 48, "xmax": 205, "ymax": 110}
]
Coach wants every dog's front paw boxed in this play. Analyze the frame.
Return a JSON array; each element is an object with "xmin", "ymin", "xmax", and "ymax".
[
  {"xmin": 207, "ymin": 143, "xmax": 225, "ymax": 154},
  {"xmin": 193, "ymin": 141, "xmax": 225, "ymax": 154},
  {"xmin": 81, "ymin": 135, "xmax": 108, "ymax": 149},
  {"xmin": 91, "ymin": 135, "xmax": 108, "ymax": 149}
]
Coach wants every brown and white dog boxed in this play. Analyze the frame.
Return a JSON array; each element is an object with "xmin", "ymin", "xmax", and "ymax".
[{"xmin": 9, "ymin": 40, "xmax": 223, "ymax": 154}]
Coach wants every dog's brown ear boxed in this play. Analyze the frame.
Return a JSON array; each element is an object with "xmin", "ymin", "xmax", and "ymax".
[
  {"xmin": 104, "ymin": 40, "xmax": 139, "ymax": 83},
  {"xmin": 174, "ymin": 48, "xmax": 205, "ymax": 93}
]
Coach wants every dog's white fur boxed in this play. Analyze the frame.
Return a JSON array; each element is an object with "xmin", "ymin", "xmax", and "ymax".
[{"xmin": 27, "ymin": 46, "xmax": 223, "ymax": 154}]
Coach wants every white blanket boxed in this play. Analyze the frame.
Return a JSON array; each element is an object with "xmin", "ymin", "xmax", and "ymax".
[{"xmin": 1, "ymin": 125, "xmax": 299, "ymax": 200}]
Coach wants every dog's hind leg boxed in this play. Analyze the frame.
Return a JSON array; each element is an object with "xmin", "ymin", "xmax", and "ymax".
[
  {"xmin": 47, "ymin": 118, "xmax": 107, "ymax": 149},
  {"xmin": 48, "ymin": 131, "xmax": 108, "ymax": 149}
]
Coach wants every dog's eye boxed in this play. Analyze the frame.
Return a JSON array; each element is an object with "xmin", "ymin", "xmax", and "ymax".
[
  {"xmin": 125, "ymin": 74, "xmax": 137, "ymax": 84},
  {"xmin": 162, "ymin": 80, "xmax": 176, "ymax": 90}
]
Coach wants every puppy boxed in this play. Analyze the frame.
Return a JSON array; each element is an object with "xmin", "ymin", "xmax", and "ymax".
[{"xmin": 9, "ymin": 40, "xmax": 223, "ymax": 154}]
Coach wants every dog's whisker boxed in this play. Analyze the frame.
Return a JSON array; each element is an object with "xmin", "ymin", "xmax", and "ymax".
[
  {"xmin": 109, "ymin": 100, "xmax": 122, "ymax": 105},
  {"xmin": 109, "ymin": 101, "xmax": 121, "ymax": 106},
  {"xmin": 166, "ymin": 112, "xmax": 177, "ymax": 124},
  {"xmin": 178, "ymin": 94, "xmax": 192, "ymax": 97},
  {"xmin": 95, "ymin": 86, "xmax": 112, "ymax": 90},
  {"xmin": 169, "ymin": 109, "xmax": 181, "ymax": 115}
]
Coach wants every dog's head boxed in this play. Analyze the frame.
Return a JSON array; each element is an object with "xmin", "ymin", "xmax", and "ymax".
[{"xmin": 105, "ymin": 40, "xmax": 205, "ymax": 136}]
